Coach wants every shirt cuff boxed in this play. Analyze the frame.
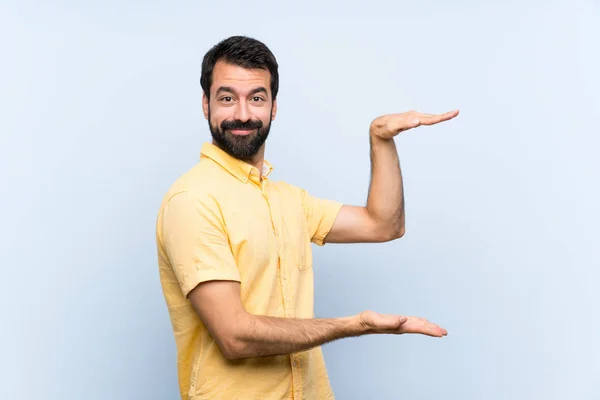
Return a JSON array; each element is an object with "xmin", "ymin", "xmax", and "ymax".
[
  {"xmin": 312, "ymin": 201, "xmax": 344, "ymax": 246},
  {"xmin": 181, "ymin": 269, "xmax": 242, "ymax": 298}
]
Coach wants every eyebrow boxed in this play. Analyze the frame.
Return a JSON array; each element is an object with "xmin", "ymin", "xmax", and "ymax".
[
  {"xmin": 215, "ymin": 86, "xmax": 268, "ymax": 96},
  {"xmin": 248, "ymin": 87, "xmax": 268, "ymax": 96}
]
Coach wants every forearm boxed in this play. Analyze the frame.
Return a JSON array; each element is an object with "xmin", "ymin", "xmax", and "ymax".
[
  {"xmin": 229, "ymin": 313, "xmax": 363, "ymax": 359},
  {"xmin": 366, "ymin": 128, "xmax": 405, "ymax": 236}
]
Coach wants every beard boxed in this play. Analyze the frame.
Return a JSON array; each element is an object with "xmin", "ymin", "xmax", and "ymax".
[{"xmin": 208, "ymin": 106, "xmax": 272, "ymax": 162}]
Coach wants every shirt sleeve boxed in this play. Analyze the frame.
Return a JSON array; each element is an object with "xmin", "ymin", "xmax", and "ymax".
[
  {"xmin": 160, "ymin": 191, "xmax": 241, "ymax": 298},
  {"xmin": 299, "ymin": 188, "xmax": 344, "ymax": 246}
]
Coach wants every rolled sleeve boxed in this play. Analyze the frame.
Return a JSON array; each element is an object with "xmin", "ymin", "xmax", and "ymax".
[
  {"xmin": 161, "ymin": 191, "xmax": 241, "ymax": 297},
  {"xmin": 300, "ymin": 189, "xmax": 343, "ymax": 246}
]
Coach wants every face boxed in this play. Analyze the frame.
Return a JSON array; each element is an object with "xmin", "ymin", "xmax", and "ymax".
[{"xmin": 203, "ymin": 60, "xmax": 277, "ymax": 162}]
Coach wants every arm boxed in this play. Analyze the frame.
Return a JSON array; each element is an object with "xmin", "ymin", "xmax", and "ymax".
[
  {"xmin": 323, "ymin": 133, "xmax": 405, "ymax": 244},
  {"xmin": 188, "ymin": 280, "xmax": 446, "ymax": 360},
  {"xmin": 188, "ymin": 280, "xmax": 361, "ymax": 359},
  {"xmin": 324, "ymin": 109, "xmax": 459, "ymax": 244}
]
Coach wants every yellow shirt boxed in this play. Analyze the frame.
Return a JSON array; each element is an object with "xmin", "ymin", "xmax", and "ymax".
[{"xmin": 155, "ymin": 142, "xmax": 343, "ymax": 400}]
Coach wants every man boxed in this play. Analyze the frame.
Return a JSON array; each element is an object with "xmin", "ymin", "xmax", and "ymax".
[{"xmin": 156, "ymin": 35, "xmax": 459, "ymax": 400}]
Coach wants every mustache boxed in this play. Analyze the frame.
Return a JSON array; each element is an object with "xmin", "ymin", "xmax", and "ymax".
[{"xmin": 221, "ymin": 119, "xmax": 263, "ymax": 131}]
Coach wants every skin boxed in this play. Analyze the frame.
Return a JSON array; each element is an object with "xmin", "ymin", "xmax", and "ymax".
[{"xmin": 198, "ymin": 60, "xmax": 459, "ymax": 360}]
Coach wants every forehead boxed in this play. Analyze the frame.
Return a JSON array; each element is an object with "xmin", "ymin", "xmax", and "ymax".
[{"xmin": 211, "ymin": 60, "xmax": 271, "ymax": 95}]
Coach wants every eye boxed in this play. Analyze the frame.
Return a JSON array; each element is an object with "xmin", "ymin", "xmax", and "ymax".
[
  {"xmin": 220, "ymin": 96, "xmax": 233, "ymax": 102},
  {"xmin": 251, "ymin": 96, "xmax": 265, "ymax": 102}
]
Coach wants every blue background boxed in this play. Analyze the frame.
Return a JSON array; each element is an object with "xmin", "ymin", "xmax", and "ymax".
[{"xmin": 2, "ymin": 1, "xmax": 599, "ymax": 399}]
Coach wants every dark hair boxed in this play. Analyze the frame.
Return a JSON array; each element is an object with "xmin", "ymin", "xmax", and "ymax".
[{"xmin": 200, "ymin": 36, "xmax": 279, "ymax": 100}]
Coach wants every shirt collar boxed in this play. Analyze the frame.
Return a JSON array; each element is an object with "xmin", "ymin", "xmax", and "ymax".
[{"xmin": 200, "ymin": 142, "xmax": 273, "ymax": 183}]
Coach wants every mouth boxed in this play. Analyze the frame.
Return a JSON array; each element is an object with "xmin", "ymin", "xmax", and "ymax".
[{"xmin": 228, "ymin": 129, "xmax": 255, "ymax": 136}]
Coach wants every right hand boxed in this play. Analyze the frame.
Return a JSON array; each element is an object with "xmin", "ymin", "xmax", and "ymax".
[{"xmin": 358, "ymin": 310, "xmax": 447, "ymax": 337}]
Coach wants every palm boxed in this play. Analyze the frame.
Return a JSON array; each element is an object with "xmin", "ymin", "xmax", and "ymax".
[{"xmin": 371, "ymin": 109, "xmax": 459, "ymax": 139}]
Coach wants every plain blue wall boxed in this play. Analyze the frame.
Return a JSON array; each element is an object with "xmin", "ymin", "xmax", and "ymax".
[{"xmin": 2, "ymin": 1, "xmax": 599, "ymax": 399}]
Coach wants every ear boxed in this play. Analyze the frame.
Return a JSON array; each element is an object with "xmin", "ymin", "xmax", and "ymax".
[
  {"xmin": 271, "ymin": 99, "xmax": 277, "ymax": 121},
  {"xmin": 202, "ymin": 93, "xmax": 209, "ymax": 120}
]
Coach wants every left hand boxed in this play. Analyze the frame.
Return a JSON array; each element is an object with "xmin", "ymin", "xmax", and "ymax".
[{"xmin": 370, "ymin": 109, "xmax": 459, "ymax": 140}]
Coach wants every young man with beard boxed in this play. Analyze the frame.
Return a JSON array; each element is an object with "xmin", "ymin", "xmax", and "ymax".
[{"xmin": 156, "ymin": 35, "xmax": 459, "ymax": 400}]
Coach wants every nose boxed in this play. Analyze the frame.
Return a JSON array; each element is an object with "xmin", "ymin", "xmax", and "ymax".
[{"xmin": 233, "ymin": 101, "xmax": 251, "ymax": 122}]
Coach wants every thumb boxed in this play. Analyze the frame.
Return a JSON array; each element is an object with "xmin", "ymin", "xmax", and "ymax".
[{"xmin": 376, "ymin": 314, "xmax": 408, "ymax": 330}]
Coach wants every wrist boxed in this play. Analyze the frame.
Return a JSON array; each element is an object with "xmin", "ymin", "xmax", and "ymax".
[
  {"xmin": 369, "ymin": 118, "xmax": 389, "ymax": 139},
  {"xmin": 369, "ymin": 127, "xmax": 393, "ymax": 143},
  {"xmin": 369, "ymin": 127, "xmax": 383, "ymax": 140},
  {"xmin": 347, "ymin": 314, "xmax": 369, "ymax": 336}
]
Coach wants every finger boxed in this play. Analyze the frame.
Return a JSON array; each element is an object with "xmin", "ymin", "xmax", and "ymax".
[
  {"xmin": 400, "ymin": 318, "xmax": 447, "ymax": 337},
  {"xmin": 412, "ymin": 324, "xmax": 446, "ymax": 337},
  {"xmin": 413, "ymin": 110, "xmax": 459, "ymax": 119},
  {"xmin": 427, "ymin": 324, "xmax": 447, "ymax": 337},
  {"xmin": 416, "ymin": 110, "xmax": 459, "ymax": 117},
  {"xmin": 413, "ymin": 110, "xmax": 459, "ymax": 126}
]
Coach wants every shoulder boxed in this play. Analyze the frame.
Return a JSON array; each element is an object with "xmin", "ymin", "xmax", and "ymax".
[
  {"xmin": 157, "ymin": 162, "xmax": 224, "ymax": 216},
  {"xmin": 269, "ymin": 179, "xmax": 306, "ymax": 198}
]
